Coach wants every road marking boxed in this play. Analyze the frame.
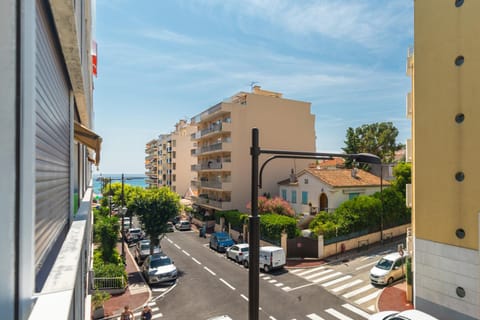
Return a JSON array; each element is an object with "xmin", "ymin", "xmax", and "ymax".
[
  {"xmin": 288, "ymin": 268, "xmax": 304, "ymax": 274},
  {"xmin": 269, "ymin": 316, "xmax": 277, "ymax": 320},
  {"xmin": 342, "ymin": 304, "xmax": 371, "ymax": 319},
  {"xmin": 367, "ymin": 305, "xmax": 375, "ymax": 312},
  {"xmin": 269, "ymin": 279, "xmax": 277, "ymax": 283},
  {"xmin": 204, "ymin": 266, "xmax": 216, "ymax": 276},
  {"xmin": 275, "ymin": 283, "xmax": 284, "ymax": 287},
  {"xmin": 152, "ymin": 313, "xmax": 163, "ymax": 319},
  {"xmin": 167, "ymin": 239, "xmax": 173, "ymax": 244},
  {"xmin": 262, "ymin": 276, "xmax": 271, "ymax": 280},
  {"xmin": 331, "ymin": 279, "xmax": 363, "ymax": 293},
  {"xmin": 151, "ymin": 283, "xmax": 177, "ymax": 302},
  {"xmin": 282, "ymin": 286, "xmax": 291, "ymax": 291},
  {"xmin": 355, "ymin": 260, "xmax": 378, "ymax": 270},
  {"xmin": 342, "ymin": 284, "xmax": 373, "ymax": 298},
  {"xmin": 151, "ymin": 288, "xmax": 168, "ymax": 292},
  {"xmin": 304, "ymin": 269, "xmax": 333, "ymax": 280},
  {"xmin": 174, "ymin": 244, "xmax": 181, "ymax": 249},
  {"xmin": 325, "ymin": 308, "xmax": 354, "ymax": 320},
  {"xmin": 322, "ymin": 275, "xmax": 352, "ymax": 287},
  {"xmin": 286, "ymin": 282, "xmax": 315, "ymax": 292},
  {"xmin": 241, "ymin": 294, "xmax": 249, "ymax": 301},
  {"xmin": 306, "ymin": 313, "xmax": 325, "ymax": 320},
  {"xmin": 192, "ymin": 257, "xmax": 201, "ymax": 265},
  {"xmin": 296, "ymin": 266, "xmax": 326, "ymax": 276},
  {"xmin": 312, "ymin": 271, "xmax": 342, "ymax": 283},
  {"xmin": 182, "ymin": 250, "xmax": 190, "ymax": 256},
  {"xmin": 220, "ymin": 278, "xmax": 236, "ymax": 290},
  {"xmin": 147, "ymin": 302, "xmax": 156, "ymax": 307},
  {"xmin": 354, "ymin": 290, "xmax": 381, "ymax": 305}
]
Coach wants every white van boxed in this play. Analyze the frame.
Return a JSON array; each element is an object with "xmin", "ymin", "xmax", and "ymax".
[
  {"xmin": 244, "ymin": 246, "xmax": 286, "ymax": 272},
  {"xmin": 370, "ymin": 252, "xmax": 407, "ymax": 285}
]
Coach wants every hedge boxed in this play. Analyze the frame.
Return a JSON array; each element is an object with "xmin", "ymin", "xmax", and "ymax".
[{"xmin": 260, "ymin": 213, "xmax": 298, "ymax": 241}]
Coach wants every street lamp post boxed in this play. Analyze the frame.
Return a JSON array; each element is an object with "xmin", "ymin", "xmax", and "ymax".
[{"xmin": 249, "ymin": 128, "xmax": 381, "ymax": 320}]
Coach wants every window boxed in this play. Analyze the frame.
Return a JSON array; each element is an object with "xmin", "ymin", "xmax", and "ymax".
[
  {"xmin": 304, "ymin": 178, "xmax": 308, "ymax": 184},
  {"xmin": 281, "ymin": 189, "xmax": 287, "ymax": 200},
  {"xmin": 291, "ymin": 190, "xmax": 297, "ymax": 204},
  {"xmin": 349, "ymin": 192, "xmax": 360, "ymax": 200},
  {"xmin": 301, "ymin": 191, "xmax": 308, "ymax": 205}
]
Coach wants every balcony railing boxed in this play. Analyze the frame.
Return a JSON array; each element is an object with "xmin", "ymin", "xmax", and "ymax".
[{"xmin": 196, "ymin": 197, "xmax": 231, "ymax": 209}]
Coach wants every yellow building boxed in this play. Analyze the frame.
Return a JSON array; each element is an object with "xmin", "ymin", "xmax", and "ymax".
[
  {"xmin": 412, "ymin": 1, "xmax": 480, "ymax": 319},
  {"xmin": 191, "ymin": 86, "xmax": 316, "ymax": 215}
]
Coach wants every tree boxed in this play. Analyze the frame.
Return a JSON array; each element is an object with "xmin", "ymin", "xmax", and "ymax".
[
  {"xmin": 342, "ymin": 122, "xmax": 404, "ymax": 166},
  {"xmin": 391, "ymin": 162, "xmax": 411, "ymax": 197},
  {"xmin": 246, "ymin": 196, "xmax": 295, "ymax": 217},
  {"xmin": 132, "ymin": 187, "xmax": 180, "ymax": 253}
]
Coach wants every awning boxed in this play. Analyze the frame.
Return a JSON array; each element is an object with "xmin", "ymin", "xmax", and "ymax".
[{"xmin": 74, "ymin": 121, "xmax": 102, "ymax": 165}]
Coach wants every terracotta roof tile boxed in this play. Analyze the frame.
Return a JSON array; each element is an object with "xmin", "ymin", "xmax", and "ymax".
[{"xmin": 304, "ymin": 168, "xmax": 389, "ymax": 187}]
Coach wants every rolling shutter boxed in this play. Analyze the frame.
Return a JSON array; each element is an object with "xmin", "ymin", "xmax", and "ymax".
[{"xmin": 35, "ymin": 0, "xmax": 71, "ymax": 279}]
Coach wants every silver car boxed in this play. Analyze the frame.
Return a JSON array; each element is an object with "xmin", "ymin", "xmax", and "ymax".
[
  {"xmin": 226, "ymin": 244, "xmax": 249, "ymax": 263},
  {"xmin": 142, "ymin": 254, "xmax": 177, "ymax": 284},
  {"xmin": 134, "ymin": 240, "xmax": 161, "ymax": 265}
]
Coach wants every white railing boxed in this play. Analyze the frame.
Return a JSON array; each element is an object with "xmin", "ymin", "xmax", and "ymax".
[{"xmin": 92, "ymin": 276, "xmax": 126, "ymax": 290}]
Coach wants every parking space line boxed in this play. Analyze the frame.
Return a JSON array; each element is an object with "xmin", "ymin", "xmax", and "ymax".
[
  {"xmin": 182, "ymin": 250, "xmax": 190, "ymax": 256},
  {"xmin": 192, "ymin": 257, "xmax": 201, "ymax": 265},
  {"xmin": 241, "ymin": 294, "xmax": 249, "ymax": 301},
  {"xmin": 174, "ymin": 244, "xmax": 181, "ymax": 249}
]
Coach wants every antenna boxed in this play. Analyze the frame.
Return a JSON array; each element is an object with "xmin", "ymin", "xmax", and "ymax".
[{"xmin": 249, "ymin": 81, "xmax": 259, "ymax": 91}]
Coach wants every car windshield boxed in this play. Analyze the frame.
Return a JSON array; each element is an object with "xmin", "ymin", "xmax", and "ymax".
[
  {"xmin": 141, "ymin": 244, "xmax": 150, "ymax": 250},
  {"xmin": 218, "ymin": 236, "xmax": 230, "ymax": 241},
  {"xmin": 376, "ymin": 258, "xmax": 394, "ymax": 270},
  {"xmin": 241, "ymin": 247, "xmax": 249, "ymax": 252},
  {"xmin": 150, "ymin": 257, "xmax": 172, "ymax": 268}
]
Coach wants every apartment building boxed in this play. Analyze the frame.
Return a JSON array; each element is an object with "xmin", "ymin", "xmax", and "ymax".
[
  {"xmin": 1, "ymin": 0, "xmax": 98, "ymax": 319},
  {"xmin": 145, "ymin": 139, "xmax": 160, "ymax": 187},
  {"xmin": 146, "ymin": 120, "xmax": 197, "ymax": 196},
  {"xmin": 412, "ymin": 1, "xmax": 479, "ymax": 319},
  {"xmin": 191, "ymin": 86, "xmax": 316, "ymax": 215}
]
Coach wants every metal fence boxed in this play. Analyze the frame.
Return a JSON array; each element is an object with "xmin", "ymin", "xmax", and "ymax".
[{"xmin": 92, "ymin": 276, "xmax": 126, "ymax": 290}]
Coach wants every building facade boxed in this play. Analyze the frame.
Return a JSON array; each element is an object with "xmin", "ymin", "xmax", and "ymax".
[
  {"xmin": 412, "ymin": 1, "xmax": 480, "ymax": 319},
  {"xmin": 146, "ymin": 120, "xmax": 197, "ymax": 196},
  {"xmin": 278, "ymin": 167, "xmax": 385, "ymax": 215},
  {"xmin": 191, "ymin": 86, "xmax": 316, "ymax": 215},
  {"xmin": 0, "ymin": 0, "xmax": 99, "ymax": 319}
]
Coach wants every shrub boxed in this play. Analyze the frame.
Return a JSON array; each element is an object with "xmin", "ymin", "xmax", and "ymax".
[
  {"xmin": 246, "ymin": 196, "xmax": 295, "ymax": 216},
  {"xmin": 260, "ymin": 213, "xmax": 298, "ymax": 241}
]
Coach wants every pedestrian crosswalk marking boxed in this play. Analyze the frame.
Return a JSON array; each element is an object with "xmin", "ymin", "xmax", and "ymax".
[
  {"xmin": 325, "ymin": 308, "xmax": 354, "ymax": 320},
  {"xmin": 367, "ymin": 305, "xmax": 375, "ymax": 312},
  {"xmin": 269, "ymin": 279, "xmax": 277, "ymax": 283},
  {"xmin": 275, "ymin": 282, "xmax": 284, "ymax": 287},
  {"xmin": 282, "ymin": 286, "xmax": 291, "ymax": 291},
  {"xmin": 312, "ymin": 271, "xmax": 342, "ymax": 283},
  {"xmin": 355, "ymin": 260, "xmax": 378, "ymax": 271},
  {"xmin": 342, "ymin": 284, "xmax": 373, "ymax": 298},
  {"xmin": 306, "ymin": 313, "xmax": 325, "ymax": 320},
  {"xmin": 304, "ymin": 269, "xmax": 333, "ymax": 280},
  {"xmin": 296, "ymin": 266, "xmax": 326, "ymax": 277},
  {"xmin": 322, "ymin": 275, "xmax": 352, "ymax": 287},
  {"xmin": 354, "ymin": 290, "xmax": 380, "ymax": 305},
  {"xmin": 331, "ymin": 279, "xmax": 363, "ymax": 293},
  {"xmin": 152, "ymin": 313, "xmax": 163, "ymax": 319},
  {"xmin": 342, "ymin": 304, "xmax": 370, "ymax": 319}
]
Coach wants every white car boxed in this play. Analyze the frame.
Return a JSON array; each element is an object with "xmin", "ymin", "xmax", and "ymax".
[
  {"xmin": 369, "ymin": 309, "xmax": 439, "ymax": 320},
  {"xmin": 142, "ymin": 254, "xmax": 177, "ymax": 284},
  {"xmin": 226, "ymin": 243, "xmax": 249, "ymax": 263},
  {"xmin": 370, "ymin": 252, "xmax": 408, "ymax": 285}
]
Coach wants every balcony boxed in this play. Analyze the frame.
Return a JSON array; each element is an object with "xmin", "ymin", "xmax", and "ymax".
[
  {"xmin": 195, "ymin": 196, "xmax": 232, "ymax": 210},
  {"xmin": 406, "ymin": 47, "xmax": 414, "ymax": 77},
  {"xmin": 198, "ymin": 159, "xmax": 232, "ymax": 171},
  {"xmin": 193, "ymin": 121, "xmax": 232, "ymax": 140},
  {"xmin": 199, "ymin": 178, "xmax": 232, "ymax": 191},
  {"xmin": 406, "ymin": 92, "xmax": 412, "ymax": 120},
  {"xmin": 197, "ymin": 139, "xmax": 232, "ymax": 156},
  {"xmin": 191, "ymin": 103, "xmax": 232, "ymax": 124}
]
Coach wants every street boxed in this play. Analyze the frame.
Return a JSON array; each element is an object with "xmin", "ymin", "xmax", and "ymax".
[{"xmin": 130, "ymin": 229, "xmax": 403, "ymax": 320}]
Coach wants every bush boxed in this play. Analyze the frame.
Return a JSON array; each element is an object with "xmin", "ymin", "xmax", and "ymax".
[
  {"xmin": 260, "ymin": 214, "xmax": 298, "ymax": 241},
  {"xmin": 93, "ymin": 249, "xmax": 127, "ymax": 283},
  {"xmin": 218, "ymin": 210, "xmax": 249, "ymax": 229}
]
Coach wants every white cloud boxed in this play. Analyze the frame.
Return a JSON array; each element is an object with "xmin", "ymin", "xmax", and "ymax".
[{"xmin": 141, "ymin": 29, "xmax": 197, "ymax": 45}]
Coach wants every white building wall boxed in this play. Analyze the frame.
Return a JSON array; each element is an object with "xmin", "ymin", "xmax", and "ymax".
[{"xmin": 414, "ymin": 238, "xmax": 480, "ymax": 320}]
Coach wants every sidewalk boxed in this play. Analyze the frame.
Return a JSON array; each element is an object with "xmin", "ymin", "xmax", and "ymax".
[{"xmin": 102, "ymin": 241, "xmax": 151, "ymax": 319}]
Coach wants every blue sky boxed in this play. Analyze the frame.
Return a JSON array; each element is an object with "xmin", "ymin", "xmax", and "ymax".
[{"xmin": 93, "ymin": 0, "xmax": 413, "ymax": 174}]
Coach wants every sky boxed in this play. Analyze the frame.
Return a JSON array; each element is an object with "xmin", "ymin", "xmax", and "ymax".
[{"xmin": 93, "ymin": 0, "xmax": 413, "ymax": 174}]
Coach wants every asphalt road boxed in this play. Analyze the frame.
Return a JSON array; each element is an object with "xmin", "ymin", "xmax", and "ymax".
[{"xmin": 143, "ymin": 230, "xmax": 375, "ymax": 320}]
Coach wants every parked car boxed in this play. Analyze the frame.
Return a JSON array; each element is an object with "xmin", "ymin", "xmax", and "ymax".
[
  {"xmin": 370, "ymin": 252, "xmax": 408, "ymax": 286},
  {"xmin": 122, "ymin": 217, "xmax": 131, "ymax": 230},
  {"xmin": 166, "ymin": 222, "xmax": 175, "ymax": 232},
  {"xmin": 209, "ymin": 232, "xmax": 234, "ymax": 253},
  {"xmin": 142, "ymin": 254, "xmax": 177, "ymax": 284},
  {"xmin": 369, "ymin": 309, "xmax": 439, "ymax": 320},
  {"xmin": 134, "ymin": 239, "xmax": 161, "ymax": 265},
  {"xmin": 226, "ymin": 243, "xmax": 249, "ymax": 263},
  {"xmin": 125, "ymin": 227, "xmax": 144, "ymax": 244},
  {"xmin": 175, "ymin": 220, "xmax": 191, "ymax": 231},
  {"xmin": 243, "ymin": 246, "xmax": 286, "ymax": 272}
]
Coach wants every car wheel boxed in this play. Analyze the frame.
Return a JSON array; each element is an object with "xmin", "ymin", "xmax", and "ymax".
[
  {"xmin": 264, "ymin": 265, "xmax": 270, "ymax": 273},
  {"xmin": 387, "ymin": 277, "xmax": 394, "ymax": 285},
  {"xmin": 243, "ymin": 260, "xmax": 249, "ymax": 268}
]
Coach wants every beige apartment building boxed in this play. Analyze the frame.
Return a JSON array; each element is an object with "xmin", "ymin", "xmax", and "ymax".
[
  {"xmin": 411, "ymin": 1, "xmax": 480, "ymax": 319},
  {"xmin": 145, "ymin": 120, "xmax": 197, "ymax": 196},
  {"xmin": 145, "ymin": 139, "xmax": 159, "ymax": 187},
  {"xmin": 191, "ymin": 86, "xmax": 316, "ymax": 215}
]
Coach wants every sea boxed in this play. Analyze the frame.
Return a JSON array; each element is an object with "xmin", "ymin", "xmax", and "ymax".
[{"xmin": 92, "ymin": 173, "xmax": 147, "ymax": 195}]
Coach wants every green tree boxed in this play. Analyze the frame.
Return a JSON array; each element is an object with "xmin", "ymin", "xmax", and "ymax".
[
  {"xmin": 391, "ymin": 162, "xmax": 411, "ymax": 197},
  {"xmin": 335, "ymin": 195, "xmax": 382, "ymax": 233},
  {"xmin": 93, "ymin": 215, "xmax": 120, "ymax": 262},
  {"xmin": 342, "ymin": 122, "xmax": 404, "ymax": 166},
  {"xmin": 373, "ymin": 187, "xmax": 409, "ymax": 229},
  {"xmin": 132, "ymin": 187, "xmax": 180, "ymax": 253}
]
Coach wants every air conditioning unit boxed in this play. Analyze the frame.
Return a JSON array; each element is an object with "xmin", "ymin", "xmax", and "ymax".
[
  {"xmin": 406, "ymin": 139, "xmax": 412, "ymax": 163},
  {"xmin": 406, "ymin": 92, "xmax": 412, "ymax": 120},
  {"xmin": 406, "ymin": 183, "xmax": 412, "ymax": 208}
]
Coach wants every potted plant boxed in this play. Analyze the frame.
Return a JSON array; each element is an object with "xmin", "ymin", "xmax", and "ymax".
[{"xmin": 91, "ymin": 290, "xmax": 110, "ymax": 320}]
